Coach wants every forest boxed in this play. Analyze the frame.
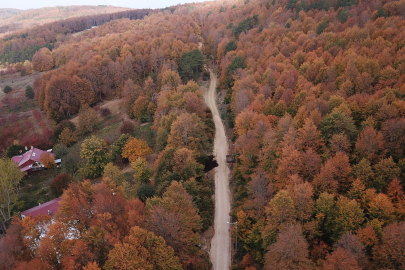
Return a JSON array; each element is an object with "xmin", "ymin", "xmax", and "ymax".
[
  {"xmin": 0, "ymin": 8, "xmax": 152, "ymax": 65},
  {"xmin": 0, "ymin": 6, "xmax": 131, "ymax": 35},
  {"xmin": 1, "ymin": 0, "xmax": 405, "ymax": 269}
]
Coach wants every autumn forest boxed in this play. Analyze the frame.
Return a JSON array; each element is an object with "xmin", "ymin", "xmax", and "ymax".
[{"xmin": 1, "ymin": 0, "xmax": 405, "ymax": 269}]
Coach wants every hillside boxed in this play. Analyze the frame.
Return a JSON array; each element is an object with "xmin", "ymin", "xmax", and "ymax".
[
  {"xmin": 0, "ymin": 5, "xmax": 131, "ymax": 35},
  {"xmin": 1, "ymin": 0, "xmax": 405, "ymax": 269},
  {"xmin": 0, "ymin": 8, "xmax": 22, "ymax": 20}
]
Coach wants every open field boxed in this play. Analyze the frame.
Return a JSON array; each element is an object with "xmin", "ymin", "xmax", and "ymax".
[{"xmin": 0, "ymin": 72, "xmax": 43, "ymax": 101}]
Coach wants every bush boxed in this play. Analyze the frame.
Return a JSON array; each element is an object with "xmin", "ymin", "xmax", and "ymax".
[
  {"xmin": 99, "ymin": 107, "xmax": 111, "ymax": 118},
  {"xmin": 25, "ymin": 85, "xmax": 34, "ymax": 99},
  {"xmin": 120, "ymin": 121, "xmax": 135, "ymax": 134},
  {"xmin": 50, "ymin": 173, "xmax": 72, "ymax": 197},
  {"xmin": 78, "ymin": 105, "xmax": 99, "ymax": 135},
  {"xmin": 54, "ymin": 120, "xmax": 76, "ymax": 142},
  {"xmin": 52, "ymin": 144, "xmax": 68, "ymax": 159},
  {"xmin": 3, "ymin": 86, "xmax": 12, "ymax": 94},
  {"xmin": 111, "ymin": 133, "xmax": 131, "ymax": 160},
  {"xmin": 32, "ymin": 109, "xmax": 42, "ymax": 121},
  {"xmin": 59, "ymin": 128, "xmax": 78, "ymax": 147},
  {"xmin": 63, "ymin": 153, "xmax": 79, "ymax": 175}
]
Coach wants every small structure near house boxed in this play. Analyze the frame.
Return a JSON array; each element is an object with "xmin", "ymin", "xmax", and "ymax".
[
  {"xmin": 20, "ymin": 197, "xmax": 62, "ymax": 219},
  {"xmin": 226, "ymin": 155, "xmax": 234, "ymax": 163},
  {"xmin": 11, "ymin": 147, "xmax": 61, "ymax": 174}
]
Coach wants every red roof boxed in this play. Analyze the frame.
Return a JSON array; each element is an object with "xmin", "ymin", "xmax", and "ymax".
[
  {"xmin": 12, "ymin": 148, "xmax": 54, "ymax": 172},
  {"xmin": 21, "ymin": 197, "xmax": 62, "ymax": 218},
  {"xmin": 12, "ymin": 148, "xmax": 48, "ymax": 165}
]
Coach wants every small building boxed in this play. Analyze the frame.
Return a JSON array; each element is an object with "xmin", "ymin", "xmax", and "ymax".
[
  {"xmin": 20, "ymin": 197, "xmax": 62, "ymax": 219},
  {"xmin": 11, "ymin": 147, "xmax": 60, "ymax": 174}
]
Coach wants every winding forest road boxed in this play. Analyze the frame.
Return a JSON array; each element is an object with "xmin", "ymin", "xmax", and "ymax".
[{"xmin": 203, "ymin": 70, "xmax": 231, "ymax": 270}]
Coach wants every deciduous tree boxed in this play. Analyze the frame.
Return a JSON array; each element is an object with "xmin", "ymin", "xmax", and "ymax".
[
  {"xmin": 264, "ymin": 190, "xmax": 296, "ymax": 245},
  {"xmin": 50, "ymin": 173, "xmax": 72, "ymax": 197},
  {"xmin": 146, "ymin": 181, "xmax": 204, "ymax": 268},
  {"xmin": 354, "ymin": 126, "xmax": 385, "ymax": 163},
  {"xmin": 264, "ymin": 224, "xmax": 313, "ymax": 270},
  {"xmin": 32, "ymin": 48, "xmax": 54, "ymax": 72},
  {"xmin": 373, "ymin": 222, "xmax": 405, "ymax": 269},
  {"xmin": 248, "ymin": 169, "xmax": 273, "ymax": 218},
  {"xmin": 323, "ymin": 247, "xmax": 361, "ymax": 270},
  {"xmin": 331, "ymin": 196, "xmax": 364, "ymax": 241},
  {"xmin": 313, "ymin": 152, "xmax": 352, "ymax": 194},
  {"xmin": 373, "ymin": 157, "xmax": 400, "ymax": 192},
  {"xmin": 334, "ymin": 232, "xmax": 368, "ymax": 268},
  {"xmin": 105, "ymin": 226, "xmax": 182, "ymax": 270},
  {"xmin": 80, "ymin": 136, "xmax": 110, "ymax": 177},
  {"xmin": 0, "ymin": 158, "xmax": 24, "ymax": 233},
  {"xmin": 39, "ymin": 152, "xmax": 56, "ymax": 169},
  {"xmin": 167, "ymin": 113, "xmax": 211, "ymax": 159},
  {"xmin": 78, "ymin": 105, "xmax": 99, "ymax": 135},
  {"xmin": 131, "ymin": 158, "xmax": 152, "ymax": 184},
  {"xmin": 103, "ymin": 163, "xmax": 125, "ymax": 186},
  {"xmin": 122, "ymin": 138, "xmax": 152, "ymax": 163}
]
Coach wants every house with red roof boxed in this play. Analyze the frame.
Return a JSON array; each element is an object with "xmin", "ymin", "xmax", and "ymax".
[
  {"xmin": 11, "ymin": 147, "xmax": 60, "ymax": 174},
  {"xmin": 20, "ymin": 197, "xmax": 62, "ymax": 219}
]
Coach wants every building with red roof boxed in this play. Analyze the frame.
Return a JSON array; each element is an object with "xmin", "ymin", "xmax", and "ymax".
[
  {"xmin": 20, "ymin": 197, "xmax": 62, "ymax": 219},
  {"xmin": 11, "ymin": 147, "xmax": 59, "ymax": 174}
]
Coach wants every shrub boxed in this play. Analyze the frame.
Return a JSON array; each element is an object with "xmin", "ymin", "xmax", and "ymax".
[
  {"xmin": 3, "ymin": 85, "xmax": 12, "ymax": 94},
  {"xmin": 54, "ymin": 120, "xmax": 76, "ymax": 142},
  {"xmin": 52, "ymin": 144, "xmax": 68, "ymax": 159},
  {"xmin": 99, "ymin": 107, "xmax": 111, "ymax": 118},
  {"xmin": 32, "ymin": 109, "xmax": 42, "ymax": 121},
  {"xmin": 120, "ymin": 121, "xmax": 135, "ymax": 134},
  {"xmin": 59, "ymin": 128, "xmax": 78, "ymax": 147},
  {"xmin": 78, "ymin": 105, "xmax": 99, "ymax": 134},
  {"xmin": 50, "ymin": 173, "xmax": 72, "ymax": 197},
  {"xmin": 63, "ymin": 153, "xmax": 79, "ymax": 175}
]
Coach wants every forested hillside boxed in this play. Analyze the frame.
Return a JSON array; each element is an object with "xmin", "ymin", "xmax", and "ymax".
[
  {"xmin": 0, "ymin": 8, "xmax": 152, "ymax": 65},
  {"xmin": 0, "ymin": 6, "xmax": 130, "ymax": 35},
  {"xmin": 0, "ymin": 6, "xmax": 214, "ymax": 269},
  {"xmin": 1, "ymin": 0, "xmax": 405, "ymax": 269},
  {"xmin": 198, "ymin": 0, "xmax": 405, "ymax": 268},
  {"xmin": 0, "ymin": 9, "xmax": 22, "ymax": 21}
]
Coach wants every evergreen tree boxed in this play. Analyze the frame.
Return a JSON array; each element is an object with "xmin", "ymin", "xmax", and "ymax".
[
  {"xmin": 3, "ymin": 86, "xmax": 12, "ymax": 94},
  {"xmin": 25, "ymin": 85, "xmax": 34, "ymax": 99},
  {"xmin": 179, "ymin": 49, "xmax": 205, "ymax": 81}
]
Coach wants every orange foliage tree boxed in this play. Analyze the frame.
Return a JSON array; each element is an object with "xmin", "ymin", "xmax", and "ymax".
[
  {"xmin": 39, "ymin": 152, "xmax": 56, "ymax": 169},
  {"xmin": 121, "ymin": 138, "xmax": 152, "ymax": 163}
]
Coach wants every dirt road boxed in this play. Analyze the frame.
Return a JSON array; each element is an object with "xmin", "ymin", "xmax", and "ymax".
[{"xmin": 203, "ymin": 70, "xmax": 231, "ymax": 269}]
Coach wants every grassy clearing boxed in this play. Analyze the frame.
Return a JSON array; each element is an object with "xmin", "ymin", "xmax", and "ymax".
[{"xmin": 17, "ymin": 167, "xmax": 60, "ymax": 212}]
